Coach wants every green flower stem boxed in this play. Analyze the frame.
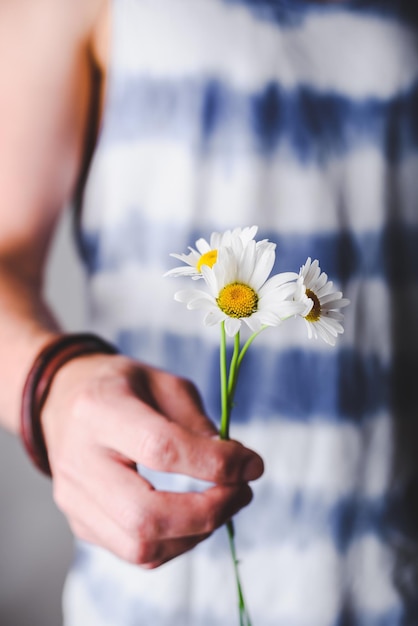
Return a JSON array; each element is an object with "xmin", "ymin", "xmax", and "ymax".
[
  {"xmin": 237, "ymin": 326, "xmax": 266, "ymax": 370},
  {"xmin": 219, "ymin": 321, "xmax": 229, "ymax": 440},
  {"xmin": 227, "ymin": 331, "xmax": 241, "ymax": 399},
  {"xmin": 226, "ymin": 520, "xmax": 252, "ymax": 626},
  {"xmin": 219, "ymin": 321, "xmax": 253, "ymax": 626},
  {"xmin": 226, "ymin": 326, "xmax": 267, "ymax": 413}
]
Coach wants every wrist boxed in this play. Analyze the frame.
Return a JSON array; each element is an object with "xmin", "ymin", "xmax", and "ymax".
[{"xmin": 20, "ymin": 332, "xmax": 118, "ymax": 476}]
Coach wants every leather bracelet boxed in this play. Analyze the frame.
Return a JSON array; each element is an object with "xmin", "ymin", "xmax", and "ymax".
[{"xmin": 20, "ymin": 333, "xmax": 118, "ymax": 476}]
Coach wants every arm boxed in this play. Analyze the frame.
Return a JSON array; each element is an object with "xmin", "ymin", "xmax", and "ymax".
[
  {"xmin": 0, "ymin": 0, "xmax": 97, "ymax": 433},
  {"xmin": 0, "ymin": 0, "xmax": 263, "ymax": 567}
]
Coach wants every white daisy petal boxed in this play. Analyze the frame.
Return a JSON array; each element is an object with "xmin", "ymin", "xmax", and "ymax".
[
  {"xmin": 313, "ymin": 271, "xmax": 328, "ymax": 292},
  {"xmin": 321, "ymin": 298, "xmax": 351, "ymax": 312},
  {"xmin": 163, "ymin": 266, "xmax": 198, "ymax": 278},
  {"xmin": 322, "ymin": 317, "xmax": 344, "ymax": 334},
  {"xmin": 187, "ymin": 296, "xmax": 216, "ymax": 310},
  {"xmin": 225, "ymin": 317, "xmax": 242, "ymax": 336},
  {"xmin": 241, "ymin": 225, "xmax": 258, "ymax": 243},
  {"xmin": 174, "ymin": 289, "xmax": 198, "ymax": 303},
  {"xmin": 195, "ymin": 238, "xmax": 211, "ymax": 254},
  {"xmin": 276, "ymin": 300, "xmax": 309, "ymax": 320},
  {"xmin": 304, "ymin": 319, "xmax": 314, "ymax": 340},
  {"xmin": 201, "ymin": 265, "xmax": 220, "ymax": 296},
  {"xmin": 209, "ymin": 232, "xmax": 222, "ymax": 249},
  {"xmin": 244, "ymin": 314, "xmax": 264, "ymax": 333},
  {"xmin": 174, "ymin": 289, "xmax": 212, "ymax": 308},
  {"xmin": 237, "ymin": 239, "xmax": 257, "ymax": 283},
  {"xmin": 170, "ymin": 250, "xmax": 199, "ymax": 264},
  {"xmin": 248, "ymin": 244, "xmax": 276, "ymax": 290},
  {"xmin": 316, "ymin": 281, "xmax": 335, "ymax": 298},
  {"xmin": 254, "ymin": 309, "xmax": 281, "ymax": 327},
  {"xmin": 318, "ymin": 291, "xmax": 344, "ymax": 305},
  {"xmin": 164, "ymin": 249, "xmax": 205, "ymax": 278},
  {"xmin": 324, "ymin": 310, "xmax": 345, "ymax": 322},
  {"xmin": 204, "ymin": 309, "xmax": 226, "ymax": 326},
  {"xmin": 304, "ymin": 259, "xmax": 321, "ymax": 285},
  {"xmin": 316, "ymin": 322, "xmax": 336, "ymax": 346},
  {"xmin": 261, "ymin": 272, "xmax": 299, "ymax": 291},
  {"xmin": 265, "ymin": 283, "xmax": 298, "ymax": 305},
  {"xmin": 320, "ymin": 318, "xmax": 339, "ymax": 337},
  {"xmin": 217, "ymin": 247, "xmax": 238, "ymax": 285}
]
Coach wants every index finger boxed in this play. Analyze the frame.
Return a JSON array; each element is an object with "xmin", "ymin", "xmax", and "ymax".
[{"xmin": 96, "ymin": 393, "xmax": 264, "ymax": 484}]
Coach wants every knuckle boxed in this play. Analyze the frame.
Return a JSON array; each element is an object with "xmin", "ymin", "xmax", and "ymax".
[
  {"xmin": 98, "ymin": 370, "xmax": 132, "ymax": 401},
  {"xmin": 119, "ymin": 502, "xmax": 153, "ymax": 538},
  {"xmin": 156, "ymin": 434, "xmax": 179, "ymax": 468},
  {"xmin": 207, "ymin": 451, "xmax": 230, "ymax": 482},
  {"xmin": 121, "ymin": 538, "xmax": 150, "ymax": 565},
  {"xmin": 139, "ymin": 430, "xmax": 179, "ymax": 470},
  {"xmin": 69, "ymin": 369, "xmax": 131, "ymax": 424},
  {"xmin": 119, "ymin": 505, "xmax": 142, "ymax": 534},
  {"xmin": 141, "ymin": 561, "xmax": 161, "ymax": 570},
  {"xmin": 202, "ymin": 507, "xmax": 221, "ymax": 533},
  {"xmin": 192, "ymin": 494, "xmax": 221, "ymax": 533},
  {"xmin": 207, "ymin": 441, "xmax": 244, "ymax": 482},
  {"xmin": 177, "ymin": 376, "xmax": 204, "ymax": 407},
  {"xmin": 163, "ymin": 372, "xmax": 202, "ymax": 404},
  {"xmin": 175, "ymin": 375, "xmax": 195, "ymax": 394},
  {"xmin": 69, "ymin": 385, "xmax": 100, "ymax": 425}
]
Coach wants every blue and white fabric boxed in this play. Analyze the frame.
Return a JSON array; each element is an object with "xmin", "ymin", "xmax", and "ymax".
[{"xmin": 65, "ymin": 0, "xmax": 418, "ymax": 624}]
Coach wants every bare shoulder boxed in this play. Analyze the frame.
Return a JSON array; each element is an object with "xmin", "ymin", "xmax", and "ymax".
[
  {"xmin": 91, "ymin": 0, "xmax": 111, "ymax": 75},
  {"xmin": 0, "ymin": 0, "xmax": 108, "ymax": 268},
  {"xmin": 0, "ymin": 0, "xmax": 105, "ymax": 47}
]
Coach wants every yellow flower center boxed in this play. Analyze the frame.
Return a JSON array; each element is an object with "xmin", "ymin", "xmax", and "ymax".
[
  {"xmin": 217, "ymin": 283, "xmax": 259, "ymax": 318},
  {"xmin": 197, "ymin": 250, "xmax": 218, "ymax": 272},
  {"xmin": 305, "ymin": 289, "xmax": 321, "ymax": 322}
]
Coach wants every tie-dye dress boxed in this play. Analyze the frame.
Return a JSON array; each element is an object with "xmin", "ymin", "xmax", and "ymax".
[{"xmin": 64, "ymin": 1, "xmax": 418, "ymax": 624}]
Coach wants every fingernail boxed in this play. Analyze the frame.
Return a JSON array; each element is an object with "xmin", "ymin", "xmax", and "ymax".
[{"xmin": 243, "ymin": 454, "xmax": 264, "ymax": 481}]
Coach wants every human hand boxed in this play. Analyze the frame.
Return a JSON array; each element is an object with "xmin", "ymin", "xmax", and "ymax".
[{"xmin": 41, "ymin": 354, "xmax": 264, "ymax": 568}]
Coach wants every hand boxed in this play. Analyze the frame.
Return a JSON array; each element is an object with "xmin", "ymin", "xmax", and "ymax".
[{"xmin": 41, "ymin": 353, "xmax": 264, "ymax": 568}]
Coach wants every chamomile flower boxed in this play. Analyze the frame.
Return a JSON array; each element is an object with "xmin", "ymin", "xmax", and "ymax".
[
  {"xmin": 164, "ymin": 225, "xmax": 259, "ymax": 279},
  {"xmin": 174, "ymin": 239, "xmax": 306, "ymax": 336},
  {"xmin": 295, "ymin": 257, "xmax": 350, "ymax": 346}
]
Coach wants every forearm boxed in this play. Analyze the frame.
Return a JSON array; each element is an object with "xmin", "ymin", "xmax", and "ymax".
[
  {"xmin": 0, "ymin": 0, "xmax": 104, "ymax": 438},
  {"xmin": 0, "ymin": 260, "xmax": 60, "ymax": 434}
]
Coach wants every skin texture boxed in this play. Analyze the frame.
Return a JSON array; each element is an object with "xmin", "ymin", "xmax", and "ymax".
[{"xmin": 0, "ymin": 0, "xmax": 264, "ymax": 567}]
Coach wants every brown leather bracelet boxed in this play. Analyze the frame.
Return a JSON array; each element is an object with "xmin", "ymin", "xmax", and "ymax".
[{"xmin": 20, "ymin": 333, "xmax": 118, "ymax": 476}]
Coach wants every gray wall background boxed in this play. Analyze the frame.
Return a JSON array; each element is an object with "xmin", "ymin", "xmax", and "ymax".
[{"xmin": 0, "ymin": 210, "xmax": 85, "ymax": 626}]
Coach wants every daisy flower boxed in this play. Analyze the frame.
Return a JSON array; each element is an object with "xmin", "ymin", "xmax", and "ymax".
[
  {"xmin": 295, "ymin": 257, "xmax": 350, "ymax": 346},
  {"xmin": 164, "ymin": 225, "xmax": 259, "ymax": 279},
  {"xmin": 165, "ymin": 232, "xmax": 349, "ymax": 624},
  {"xmin": 174, "ymin": 239, "xmax": 306, "ymax": 336}
]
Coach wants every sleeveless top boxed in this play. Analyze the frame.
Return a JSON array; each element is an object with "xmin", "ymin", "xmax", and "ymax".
[{"xmin": 65, "ymin": 1, "xmax": 418, "ymax": 624}]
